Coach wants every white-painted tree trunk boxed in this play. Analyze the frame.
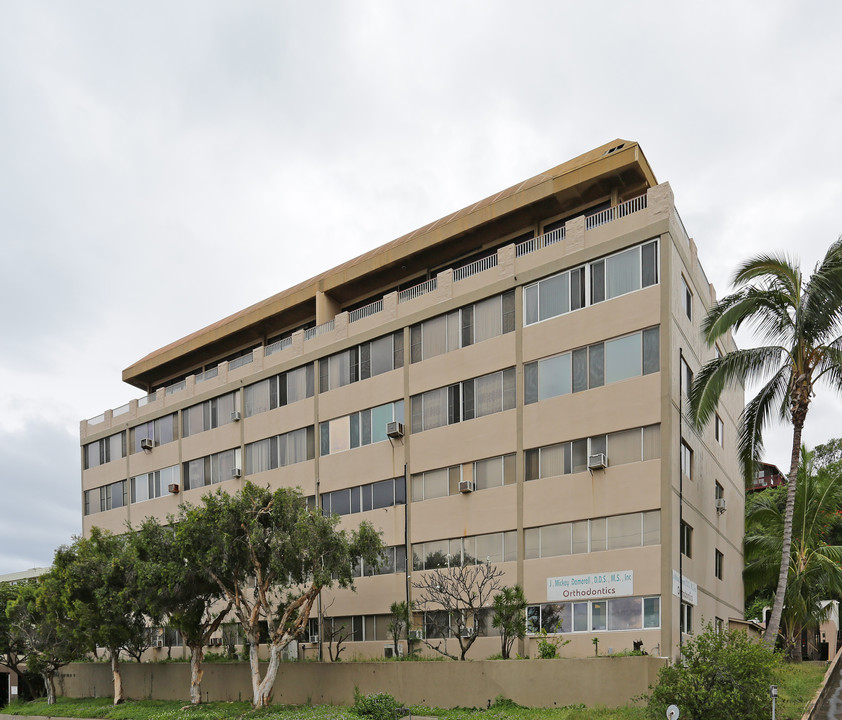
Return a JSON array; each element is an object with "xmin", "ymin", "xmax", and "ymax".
[
  {"xmin": 252, "ymin": 643, "xmax": 282, "ymax": 708},
  {"xmin": 43, "ymin": 672, "xmax": 56, "ymax": 705},
  {"xmin": 189, "ymin": 644, "xmax": 204, "ymax": 704},
  {"xmin": 111, "ymin": 651, "xmax": 124, "ymax": 705}
]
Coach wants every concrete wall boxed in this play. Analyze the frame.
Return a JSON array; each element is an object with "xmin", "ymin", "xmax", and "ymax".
[{"xmin": 57, "ymin": 657, "xmax": 666, "ymax": 708}]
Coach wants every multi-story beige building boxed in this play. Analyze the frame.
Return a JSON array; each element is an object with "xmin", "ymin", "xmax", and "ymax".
[{"xmin": 80, "ymin": 139, "xmax": 744, "ymax": 661}]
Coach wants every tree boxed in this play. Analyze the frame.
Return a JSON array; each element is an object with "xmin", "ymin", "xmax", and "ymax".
[
  {"xmin": 0, "ymin": 581, "xmax": 30, "ymax": 693},
  {"xmin": 646, "ymin": 624, "xmax": 779, "ymax": 720},
  {"xmin": 131, "ymin": 516, "xmax": 232, "ymax": 704},
  {"xmin": 52, "ymin": 529, "xmax": 147, "ymax": 704},
  {"xmin": 6, "ymin": 574, "xmax": 83, "ymax": 704},
  {"xmin": 491, "ymin": 585, "xmax": 527, "ymax": 659},
  {"xmin": 178, "ymin": 482, "xmax": 383, "ymax": 708},
  {"xmin": 744, "ymin": 446, "xmax": 842, "ymax": 659},
  {"xmin": 412, "ymin": 561, "xmax": 503, "ymax": 660},
  {"xmin": 689, "ymin": 237, "xmax": 842, "ymax": 646},
  {"xmin": 387, "ymin": 600, "xmax": 411, "ymax": 658}
]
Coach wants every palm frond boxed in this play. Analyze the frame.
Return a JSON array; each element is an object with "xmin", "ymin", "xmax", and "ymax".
[
  {"xmin": 688, "ymin": 346, "xmax": 785, "ymax": 430},
  {"xmin": 737, "ymin": 367, "xmax": 790, "ymax": 481},
  {"xmin": 732, "ymin": 253, "xmax": 802, "ymax": 302}
]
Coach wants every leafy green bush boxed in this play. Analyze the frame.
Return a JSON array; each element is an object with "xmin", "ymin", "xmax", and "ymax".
[
  {"xmin": 646, "ymin": 624, "xmax": 780, "ymax": 720},
  {"xmin": 351, "ymin": 688, "xmax": 403, "ymax": 720}
]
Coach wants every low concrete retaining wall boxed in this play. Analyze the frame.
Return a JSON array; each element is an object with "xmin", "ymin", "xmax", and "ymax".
[{"xmin": 56, "ymin": 657, "xmax": 666, "ymax": 708}]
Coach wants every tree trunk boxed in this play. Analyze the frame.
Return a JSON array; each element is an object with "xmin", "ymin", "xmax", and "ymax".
[
  {"xmin": 763, "ymin": 416, "xmax": 805, "ymax": 648},
  {"xmin": 111, "ymin": 650, "xmax": 124, "ymax": 705},
  {"xmin": 253, "ymin": 643, "xmax": 281, "ymax": 707},
  {"xmin": 189, "ymin": 643, "xmax": 204, "ymax": 705},
  {"xmin": 43, "ymin": 672, "xmax": 55, "ymax": 705},
  {"xmin": 248, "ymin": 633, "xmax": 263, "ymax": 708}
]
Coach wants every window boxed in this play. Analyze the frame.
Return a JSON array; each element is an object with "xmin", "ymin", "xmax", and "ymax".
[
  {"xmin": 319, "ymin": 332, "xmax": 403, "ymax": 392},
  {"xmin": 680, "ymin": 440, "xmax": 693, "ymax": 479},
  {"xmin": 590, "ymin": 240, "xmax": 659, "ymax": 305},
  {"xmin": 412, "ymin": 465, "xmax": 460, "ymax": 501},
  {"xmin": 524, "ymin": 239, "xmax": 659, "ymax": 325},
  {"xmin": 244, "ymin": 426, "xmax": 315, "ymax": 475},
  {"xmin": 182, "ymin": 391, "xmax": 239, "ymax": 436},
  {"xmin": 682, "ymin": 276, "xmax": 692, "ymax": 320},
  {"xmin": 131, "ymin": 414, "xmax": 177, "ymax": 453},
  {"xmin": 715, "ymin": 549, "xmax": 724, "ymax": 580},
  {"xmin": 527, "ymin": 596, "xmax": 660, "ymax": 634},
  {"xmin": 411, "ymin": 368, "xmax": 515, "ymax": 432},
  {"xmin": 680, "ymin": 602, "xmax": 693, "ymax": 634},
  {"xmin": 525, "ymin": 425, "xmax": 660, "ymax": 480},
  {"xmin": 84, "ymin": 432, "xmax": 126, "ymax": 469},
  {"xmin": 410, "ymin": 291, "xmax": 515, "ymax": 362},
  {"xmin": 325, "ymin": 614, "xmax": 392, "ymax": 642},
  {"xmin": 353, "ymin": 545, "xmax": 407, "ymax": 577},
  {"xmin": 525, "ymin": 511, "xmax": 660, "ymax": 559},
  {"xmin": 715, "ymin": 414, "xmax": 725, "ymax": 447},
  {"xmin": 131, "ymin": 465, "xmax": 179, "ymax": 503},
  {"xmin": 715, "ymin": 617, "xmax": 724, "ymax": 633},
  {"xmin": 411, "ymin": 454, "xmax": 515, "ymax": 501},
  {"xmin": 319, "ymin": 400, "xmax": 404, "ymax": 456},
  {"xmin": 680, "ymin": 521, "xmax": 693, "ymax": 558},
  {"xmin": 243, "ymin": 364, "xmax": 314, "ymax": 417},
  {"xmin": 524, "ymin": 266, "xmax": 586, "ymax": 324},
  {"xmin": 680, "ymin": 357, "xmax": 694, "ymax": 396},
  {"xmin": 183, "ymin": 448, "xmax": 243, "ymax": 489},
  {"xmin": 524, "ymin": 328, "xmax": 660, "ymax": 404},
  {"xmin": 412, "ymin": 531, "xmax": 517, "ymax": 570},
  {"xmin": 321, "ymin": 477, "xmax": 406, "ymax": 516},
  {"xmin": 715, "ymin": 481, "xmax": 724, "ymax": 501},
  {"xmin": 84, "ymin": 480, "xmax": 127, "ymax": 515}
]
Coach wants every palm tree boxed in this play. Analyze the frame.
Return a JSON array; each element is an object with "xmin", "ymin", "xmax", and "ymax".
[
  {"xmin": 689, "ymin": 236, "xmax": 842, "ymax": 647},
  {"xmin": 744, "ymin": 447, "xmax": 842, "ymax": 659}
]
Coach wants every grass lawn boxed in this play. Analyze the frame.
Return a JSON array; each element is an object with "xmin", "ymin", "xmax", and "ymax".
[{"xmin": 0, "ymin": 661, "xmax": 827, "ymax": 720}]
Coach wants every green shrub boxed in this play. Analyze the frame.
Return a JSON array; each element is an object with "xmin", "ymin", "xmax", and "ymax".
[
  {"xmin": 351, "ymin": 688, "xmax": 403, "ymax": 720},
  {"xmin": 645, "ymin": 624, "xmax": 780, "ymax": 720}
]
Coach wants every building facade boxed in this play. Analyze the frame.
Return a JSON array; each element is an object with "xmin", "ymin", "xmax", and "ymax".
[{"xmin": 79, "ymin": 139, "xmax": 744, "ymax": 660}]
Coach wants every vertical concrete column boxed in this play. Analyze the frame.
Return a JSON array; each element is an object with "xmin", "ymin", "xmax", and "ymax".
[
  {"xmin": 185, "ymin": 374, "xmax": 196, "ymax": 398},
  {"xmin": 565, "ymin": 215, "xmax": 585, "ymax": 253},
  {"xmin": 436, "ymin": 268, "xmax": 453, "ymax": 303},
  {"xmin": 217, "ymin": 362, "xmax": 229, "ymax": 387},
  {"xmin": 334, "ymin": 311, "xmax": 349, "ymax": 339},
  {"xmin": 647, "ymin": 182, "xmax": 674, "ymax": 223},
  {"xmin": 383, "ymin": 291, "xmax": 398, "ymax": 322},
  {"xmin": 497, "ymin": 243, "xmax": 515, "ymax": 279},
  {"xmin": 252, "ymin": 345, "xmax": 265, "ymax": 374},
  {"xmin": 291, "ymin": 329, "xmax": 304, "ymax": 357},
  {"xmin": 316, "ymin": 290, "xmax": 341, "ymax": 325}
]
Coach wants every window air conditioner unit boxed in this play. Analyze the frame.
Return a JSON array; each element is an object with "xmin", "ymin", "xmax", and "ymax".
[
  {"xmin": 587, "ymin": 453, "xmax": 607, "ymax": 470},
  {"xmin": 386, "ymin": 421, "xmax": 404, "ymax": 439},
  {"xmin": 408, "ymin": 629, "xmax": 425, "ymax": 641},
  {"xmin": 140, "ymin": 438, "xmax": 154, "ymax": 451},
  {"xmin": 715, "ymin": 497, "xmax": 727, "ymax": 513},
  {"xmin": 458, "ymin": 479, "xmax": 475, "ymax": 494},
  {"xmin": 231, "ymin": 410, "xmax": 241, "ymax": 422},
  {"xmin": 384, "ymin": 645, "xmax": 396, "ymax": 658},
  {"xmin": 309, "ymin": 634, "xmax": 319, "ymax": 644},
  {"xmin": 232, "ymin": 468, "xmax": 242, "ymax": 478},
  {"xmin": 168, "ymin": 483, "xmax": 180, "ymax": 494},
  {"xmin": 460, "ymin": 627, "xmax": 475, "ymax": 638},
  {"xmin": 155, "ymin": 640, "xmax": 164, "ymax": 648}
]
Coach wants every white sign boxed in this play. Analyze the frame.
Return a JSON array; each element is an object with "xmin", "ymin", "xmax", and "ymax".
[
  {"xmin": 547, "ymin": 570, "xmax": 634, "ymax": 601},
  {"xmin": 672, "ymin": 570, "xmax": 698, "ymax": 605}
]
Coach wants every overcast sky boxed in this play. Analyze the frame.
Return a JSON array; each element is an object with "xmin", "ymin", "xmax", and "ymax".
[{"xmin": 1, "ymin": 1, "xmax": 841, "ymax": 573}]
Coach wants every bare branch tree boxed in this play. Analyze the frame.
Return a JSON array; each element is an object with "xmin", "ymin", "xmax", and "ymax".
[
  {"xmin": 412, "ymin": 562, "xmax": 503, "ymax": 660},
  {"xmin": 324, "ymin": 616, "xmax": 352, "ymax": 662}
]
